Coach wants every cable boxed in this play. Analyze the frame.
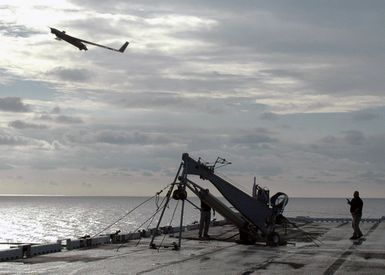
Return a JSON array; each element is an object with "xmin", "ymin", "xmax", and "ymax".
[
  {"xmin": 116, "ymin": 200, "xmax": 168, "ymax": 251},
  {"xmin": 185, "ymin": 198, "xmax": 200, "ymax": 211},
  {"xmin": 91, "ymin": 184, "xmax": 170, "ymax": 238},
  {"xmin": 149, "ymin": 194, "xmax": 169, "ymax": 227},
  {"xmin": 286, "ymin": 220, "xmax": 323, "ymax": 247},
  {"xmin": 223, "ymin": 232, "xmax": 240, "ymax": 241},
  {"xmin": 134, "ymin": 195, "xmax": 170, "ymax": 247}
]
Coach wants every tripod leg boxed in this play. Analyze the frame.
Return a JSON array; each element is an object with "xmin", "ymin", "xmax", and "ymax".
[
  {"xmin": 149, "ymin": 162, "xmax": 183, "ymax": 248},
  {"xmin": 177, "ymin": 196, "xmax": 185, "ymax": 249},
  {"xmin": 149, "ymin": 183, "xmax": 175, "ymax": 248}
]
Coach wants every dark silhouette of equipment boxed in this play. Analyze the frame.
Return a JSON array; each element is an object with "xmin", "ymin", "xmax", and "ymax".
[
  {"xmin": 150, "ymin": 153, "xmax": 289, "ymax": 249},
  {"xmin": 50, "ymin": 27, "xmax": 129, "ymax": 53}
]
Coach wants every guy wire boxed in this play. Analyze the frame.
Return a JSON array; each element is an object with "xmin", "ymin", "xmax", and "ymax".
[{"xmin": 91, "ymin": 183, "xmax": 171, "ymax": 238}]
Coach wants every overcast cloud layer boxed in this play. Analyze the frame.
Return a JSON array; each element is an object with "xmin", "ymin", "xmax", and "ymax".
[{"xmin": 0, "ymin": 1, "xmax": 384, "ymax": 197}]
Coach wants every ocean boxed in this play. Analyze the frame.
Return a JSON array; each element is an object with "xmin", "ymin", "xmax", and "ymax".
[{"xmin": 0, "ymin": 196, "xmax": 384, "ymax": 245}]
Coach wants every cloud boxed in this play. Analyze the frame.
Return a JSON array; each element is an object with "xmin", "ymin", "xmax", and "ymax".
[
  {"xmin": 0, "ymin": 134, "xmax": 31, "ymax": 146},
  {"xmin": 0, "ymin": 97, "xmax": 31, "ymax": 112},
  {"xmin": 8, "ymin": 120, "xmax": 48, "ymax": 130},
  {"xmin": 320, "ymin": 135, "xmax": 339, "ymax": 145},
  {"xmin": 365, "ymin": 135, "xmax": 385, "ymax": 166},
  {"xmin": 343, "ymin": 130, "xmax": 366, "ymax": 146},
  {"xmin": 82, "ymin": 182, "xmax": 93, "ymax": 188},
  {"xmin": 357, "ymin": 171, "xmax": 385, "ymax": 185},
  {"xmin": 310, "ymin": 132, "xmax": 385, "ymax": 166},
  {"xmin": 230, "ymin": 128, "xmax": 278, "ymax": 148},
  {"xmin": 0, "ymin": 163, "xmax": 13, "ymax": 170},
  {"xmin": 260, "ymin": 112, "xmax": 279, "ymax": 120},
  {"xmin": 37, "ymin": 114, "xmax": 83, "ymax": 124},
  {"xmin": 51, "ymin": 107, "xmax": 61, "ymax": 114},
  {"xmin": 255, "ymin": 164, "xmax": 283, "ymax": 178},
  {"xmin": 55, "ymin": 115, "xmax": 83, "ymax": 124},
  {"xmin": 0, "ymin": 23, "xmax": 41, "ymax": 38},
  {"xmin": 48, "ymin": 67, "xmax": 92, "ymax": 82},
  {"xmin": 142, "ymin": 171, "xmax": 154, "ymax": 177},
  {"xmin": 108, "ymin": 91, "xmax": 267, "ymax": 116},
  {"xmin": 111, "ymin": 92, "xmax": 186, "ymax": 109},
  {"xmin": 353, "ymin": 112, "xmax": 380, "ymax": 121},
  {"xmin": 95, "ymin": 130, "xmax": 175, "ymax": 145}
]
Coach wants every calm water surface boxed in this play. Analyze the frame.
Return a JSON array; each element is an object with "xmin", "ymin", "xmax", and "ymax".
[{"xmin": 0, "ymin": 196, "xmax": 383, "ymax": 244}]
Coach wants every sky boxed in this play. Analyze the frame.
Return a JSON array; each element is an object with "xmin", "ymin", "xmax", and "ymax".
[{"xmin": 0, "ymin": 0, "xmax": 384, "ymax": 197}]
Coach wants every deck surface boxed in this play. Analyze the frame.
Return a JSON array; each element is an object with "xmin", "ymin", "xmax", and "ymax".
[{"xmin": 1, "ymin": 219, "xmax": 384, "ymax": 274}]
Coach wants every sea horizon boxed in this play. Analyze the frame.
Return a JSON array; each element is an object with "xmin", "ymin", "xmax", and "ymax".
[{"xmin": 1, "ymin": 194, "xmax": 385, "ymax": 199}]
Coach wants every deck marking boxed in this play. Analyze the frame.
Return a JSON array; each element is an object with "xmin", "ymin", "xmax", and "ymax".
[{"xmin": 323, "ymin": 222, "xmax": 379, "ymax": 275}]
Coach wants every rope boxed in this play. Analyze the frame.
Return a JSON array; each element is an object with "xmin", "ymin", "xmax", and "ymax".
[
  {"xmin": 148, "ymin": 194, "xmax": 169, "ymax": 228},
  {"xmin": 91, "ymin": 184, "xmax": 170, "ymax": 238},
  {"xmin": 223, "ymin": 232, "xmax": 240, "ymax": 241},
  {"xmin": 134, "ymin": 196, "xmax": 170, "ymax": 247},
  {"xmin": 287, "ymin": 220, "xmax": 323, "ymax": 247},
  {"xmin": 116, "ymin": 199, "xmax": 168, "ymax": 251}
]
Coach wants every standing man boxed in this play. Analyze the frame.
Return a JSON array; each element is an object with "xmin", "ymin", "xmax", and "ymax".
[
  {"xmin": 347, "ymin": 191, "xmax": 363, "ymax": 240},
  {"xmin": 199, "ymin": 191, "xmax": 212, "ymax": 240}
]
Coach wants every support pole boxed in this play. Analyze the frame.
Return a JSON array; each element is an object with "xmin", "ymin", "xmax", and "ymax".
[
  {"xmin": 149, "ymin": 162, "xmax": 183, "ymax": 248},
  {"xmin": 177, "ymin": 195, "xmax": 185, "ymax": 249}
]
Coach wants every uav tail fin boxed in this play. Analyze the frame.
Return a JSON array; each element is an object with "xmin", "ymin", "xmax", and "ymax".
[{"xmin": 119, "ymin": 41, "xmax": 129, "ymax": 53}]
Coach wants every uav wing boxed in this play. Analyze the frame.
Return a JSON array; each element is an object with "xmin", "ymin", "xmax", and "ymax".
[{"xmin": 78, "ymin": 39, "xmax": 129, "ymax": 53}]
